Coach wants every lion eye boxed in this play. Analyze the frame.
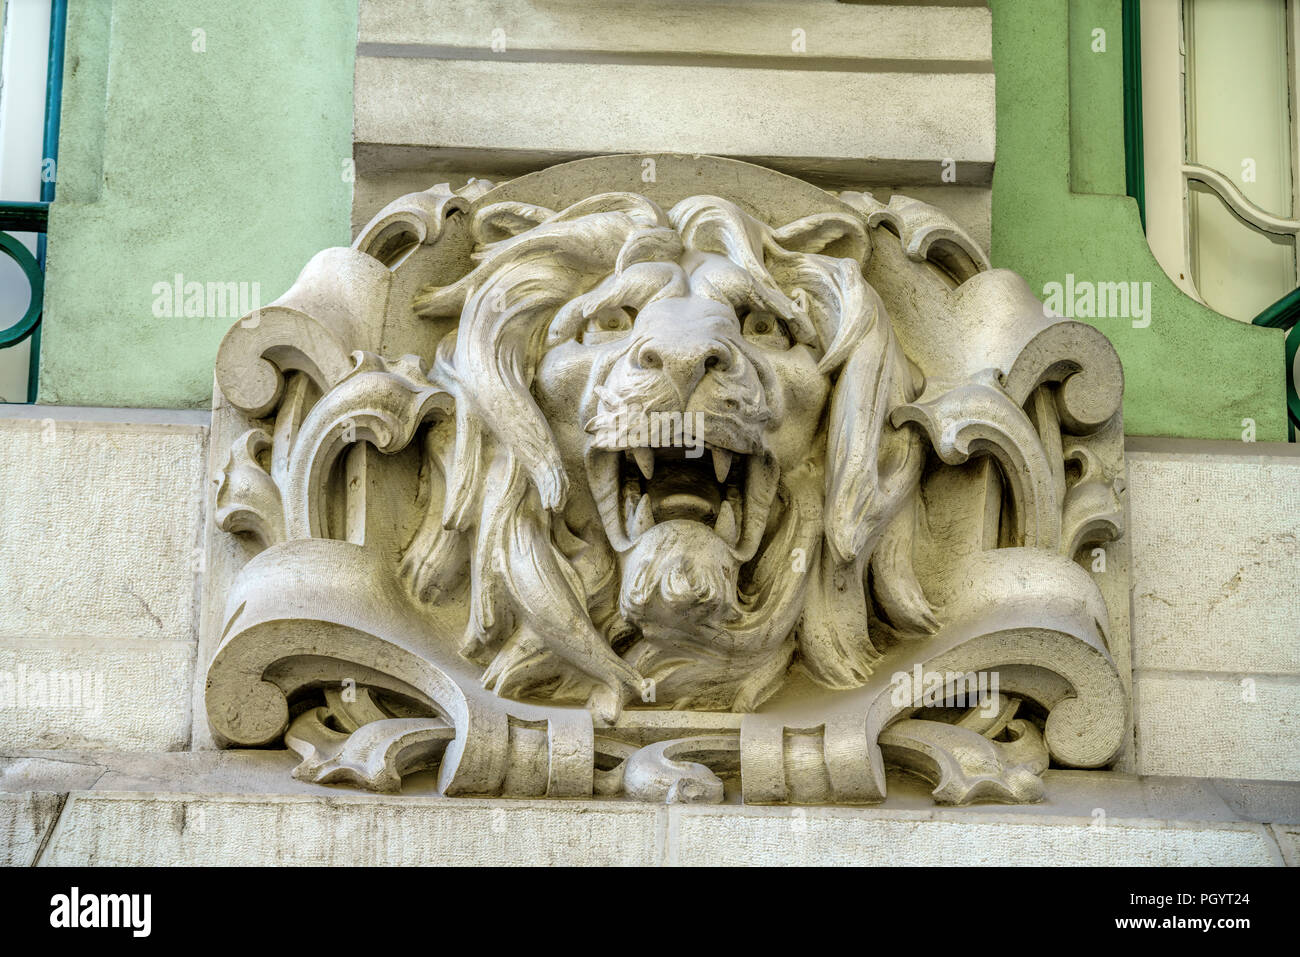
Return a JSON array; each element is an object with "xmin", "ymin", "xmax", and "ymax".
[
  {"xmin": 581, "ymin": 306, "xmax": 637, "ymax": 343},
  {"xmin": 741, "ymin": 309, "xmax": 792, "ymax": 347}
]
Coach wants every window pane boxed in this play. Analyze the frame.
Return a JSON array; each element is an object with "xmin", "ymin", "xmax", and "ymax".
[
  {"xmin": 1185, "ymin": 0, "xmax": 1296, "ymax": 320},
  {"xmin": 1189, "ymin": 182, "xmax": 1297, "ymax": 318},
  {"xmin": 1187, "ymin": 0, "xmax": 1292, "ymax": 215}
]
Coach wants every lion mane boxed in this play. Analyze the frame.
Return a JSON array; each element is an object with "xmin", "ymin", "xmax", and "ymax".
[{"xmin": 397, "ymin": 191, "xmax": 932, "ymax": 721}]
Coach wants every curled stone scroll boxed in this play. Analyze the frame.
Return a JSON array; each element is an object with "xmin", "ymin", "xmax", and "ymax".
[{"xmin": 204, "ymin": 155, "xmax": 1130, "ymax": 806}]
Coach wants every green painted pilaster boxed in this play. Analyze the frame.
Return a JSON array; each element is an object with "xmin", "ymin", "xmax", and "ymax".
[
  {"xmin": 37, "ymin": 0, "xmax": 359, "ymax": 408},
  {"xmin": 991, "ymin": 0, "xmax": 1287, "ymax": 441}
]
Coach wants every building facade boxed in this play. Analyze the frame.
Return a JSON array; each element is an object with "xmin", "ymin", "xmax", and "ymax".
[{"xmin": 0, "ymin": 0, "xmax": 1296, "ymax": 865}]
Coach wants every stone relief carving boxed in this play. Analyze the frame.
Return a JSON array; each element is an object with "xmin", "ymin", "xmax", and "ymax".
[{"xmin": 204, "ymin": 155, "xmax": 1130, "ymax": 806}]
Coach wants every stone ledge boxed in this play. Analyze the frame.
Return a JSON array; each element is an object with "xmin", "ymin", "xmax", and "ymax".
[
  {"xmin": 26, "ymin": 790, "xmax": 1287, "ymax": 867},
  {"xmin": 2, "ymin": 751, "xmax": 1295, "ymax": 866},
  {"xmin": 354, "ymin": 58, "xmax": 995, "ymax": 187},
  {"xmin": 1133, "ymin": 673, "xmax": 1300, "ymax": 780},
  {"xmin": 358, "ymin": 0, "xmax": 992, "ymax": 67},
  {"xmin": 0, "ymin": 404, "xmax": 211, "ymax": 426}
]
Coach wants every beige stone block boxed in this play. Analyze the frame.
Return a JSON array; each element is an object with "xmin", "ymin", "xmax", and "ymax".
[
  {"xmin": 0, "ymin": 415, "xmax": 208, "ymax": 644},
  {"xmin": 32, "ymin": 789, "xmax": 1287, "ymax": 866},
  {"xmin": 1127, "ymin": 448, "xmax": 1300, "ymax": 674},
  {"xmin": 1270, "ymin": 824, "xmax": 1300, "ymax": 866},
  {"xmin": 39, "ymin": 792, "xmax": 665, "ymax": 866},
  {"xmin": 670, "ymin": 805, "xmax": 1282, "ymax": 866},
  {"xmin": 354, "ymin": 57, "xmax": 995, "ymax": 185},
  {"xmin": 0, "ymin": 639, "xmax": 194, "ymax": 751},
  {"xmin": 0, "ymin": 791, "xmax": 64, "ymax": 866},
  {"xmin": 1134, "ymin": 673, "xmax": 1300, "ymax": 780},
  {"xmin": 358, "ymin": 0, "xmax": 992, "ymax": 67}
]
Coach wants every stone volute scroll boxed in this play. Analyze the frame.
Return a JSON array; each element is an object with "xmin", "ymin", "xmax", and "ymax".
[{"xmin": 204, "ymin": 154, "xmax": 1131, "ymax": 806}]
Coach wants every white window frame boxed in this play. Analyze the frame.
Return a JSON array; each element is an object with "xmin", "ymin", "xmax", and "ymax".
[
  {"xmin": 1141, "ymin": 0, "xmax": 1300, "ymax": 320},
  {"xmin": 0, "ymin": 0, "xmax": 52, "ymax": 404}
]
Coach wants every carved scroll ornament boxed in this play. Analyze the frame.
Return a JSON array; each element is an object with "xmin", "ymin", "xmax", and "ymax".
[{"xmin": 205, "ymin": 155, "xmax": 1130, "ymax": 806}]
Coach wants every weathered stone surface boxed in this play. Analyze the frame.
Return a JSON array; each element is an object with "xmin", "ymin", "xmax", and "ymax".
[
  {"xmin": 1210, "ymin": 778, "xmax": 1300, "ymax": 823},
  {"xmin": 31, "ymin": 788, "xmax": 1284, "ymax": 867},
  {"xmin": 4, "ymin": 751, "xmax": 1294, "ymax": 865},
  {"xmin": 359, "ymin": 0, "xmax": 992, "ymax": 67},
  {"xmin": 0, "ymin": 412, "xmax": 208, "ymax": 643},
  {"xmin": 1135, "ymin": 673, "xmax": 1300, "ymax": 780},
  {"xmin": 353, "ymin": 0, "xmax": 993, "ymax": 187},
  {"xmin": 1272, "ymin": 824, "xmax": 1300, "ymax": 866},
  {"xmin": 0, "ymin": 755, "xmax": 107, "ymax": 793},
  {"xmin": 668, "ymin": 805, "xmax": 1282, "ymax": 867},
  {"xmin": 41, "ymin": 792, "xmax": 666, "ymax": 867},
  {"xmin": 354, "ymin": 58, "xmax": 995, "ymax": 186},
  {"xmin": 0, "ymin": 791, "xmax": 65, "ymax": 866},
  {"xmin": 0, "ymin": 411, "xmax": 208, "ymax": 753},
  {"xmin": 0, "ymin": 639, "xmax": 194, "ymax": 751},
  {"xmin": 1128, "ymin": 445, "xmax": 1300, "ymax": 674}
]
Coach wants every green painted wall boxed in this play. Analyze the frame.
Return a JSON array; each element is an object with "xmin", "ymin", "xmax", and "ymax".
[
  {"xmin": 1067, "ymin": 0, "xmax": 1127, "ymax": 197},
  {"xmin": 991, "ymin": 0, "xmax": 1288, "ymax": 441},
  {"xmin": 37, "ymin": 0, "xmax": 358, "ymax": 408},
  {"xmin": 33, "ymin": 0, "xmax": 1288, "ymax": 437}
]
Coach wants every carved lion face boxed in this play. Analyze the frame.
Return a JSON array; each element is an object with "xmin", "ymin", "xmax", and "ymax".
[
  {"xmin": 408, "ymin": 193, "xmax": 928, "ymax": 720},
  {"xmin": 536, "ymin": 247, "xmax": 829, "ymax": 623}
]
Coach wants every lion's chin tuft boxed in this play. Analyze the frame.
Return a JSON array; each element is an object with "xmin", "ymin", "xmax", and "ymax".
[{"xmin": 618, "ymin": 520, "xmax": 742, "ymax": 635}]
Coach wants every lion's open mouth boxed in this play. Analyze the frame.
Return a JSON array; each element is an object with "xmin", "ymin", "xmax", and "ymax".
[{"xmin": 586, "ymin": 442, "xmax": 779, "ymax": 560}]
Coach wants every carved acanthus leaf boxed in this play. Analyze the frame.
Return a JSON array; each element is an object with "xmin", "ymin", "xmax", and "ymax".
[
  {"xmin": 892, "ymin": 370, "xmax": 1063, "ymax": 550},
  {"xmin": 286, "ymin": 709, "xmax": 454, "ymax": 793},
  {"xmin": 879, "ymin": 716, "xmax": 1048, "ymax": 805},
  {"xmin": 214, "ymin": 429, "xmax": 284, "ymax": 549},
  {"xmin": 281, "ymin": 352, "xmax": 454, "ymax": 540},
  {"xmin": 1003, "ymin": 320, "xmax": 1125, "ymax": 435},
  {"xmin": 838, "ymin": 190, "xmax": 990, "ymax": 282},
  {"xmin": 214, "ymin": 248, "xmax": 392, "ymax": 419},
  {"xmin": 1061, "ymin": 444, "xmax": 1126, "ymax": 558}
]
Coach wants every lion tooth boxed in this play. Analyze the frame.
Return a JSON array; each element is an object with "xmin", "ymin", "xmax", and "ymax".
[
  {"xmin": 735, "ymin": 455, "xmax": 779, "ymax": 562},
  {"xmin": 630, "ymin": 494, "xmax": 655, "ymax": 537},
  {"xmin": 631, "ymin": 447, "xmax": 655, "ymax": 480},
  {"xmin": 714, "ymin": 500, "xmax": 739, "ymax": 545},
  {"xmin": 622, "ymin": 482, "xmax": 640, "ymax": 528},
  {"xmin": 712, "ymin": 447, "xmax": 733, "ymax": 483},
  {"xmin": 588, "ymin": 450, "xmax": 627, "ymax": 549}
]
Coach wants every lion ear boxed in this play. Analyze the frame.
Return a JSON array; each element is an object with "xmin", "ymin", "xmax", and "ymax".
[
  {"xmin": 772, "ymin": 212, "xmax": 868, "ymax": 261},
  {"xmin": 473, "ymin": 202, "xmax": 557, "ymax": 244}
]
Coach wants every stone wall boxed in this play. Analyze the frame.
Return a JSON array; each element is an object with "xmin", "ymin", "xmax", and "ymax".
[
  {"xmin": 1127, "ymin": 441, "xmax": 1300, "ymax": 781},
  {"xmin": 352, "ymin": 0, "xmax": 994, "ymax": 251},
  {"xmin": 0, "ymin": 408, "xmax": 207, "ymax": 752},
  {"xmin": 0, "ymin": 409, "xmax": 1295, "ymax": 863}
]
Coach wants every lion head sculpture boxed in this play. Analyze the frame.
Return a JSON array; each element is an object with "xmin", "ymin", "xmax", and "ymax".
[
  {"xmin": 397, "ymin": 192, "xmax": 934, "ymax": 721},
  {"xmin": 207, "ymin": 157, "xmax": 1130, "ymax": 804}
]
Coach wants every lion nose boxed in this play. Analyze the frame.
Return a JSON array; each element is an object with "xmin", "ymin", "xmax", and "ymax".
[{"xmin": 635, "ymin": 335, "xmax": 731, "ymax": 400}]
